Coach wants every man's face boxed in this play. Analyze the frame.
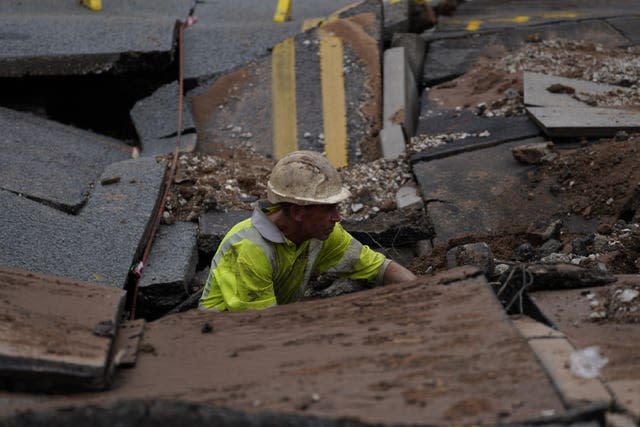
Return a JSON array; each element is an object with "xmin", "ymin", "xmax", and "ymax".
[{"xmin": 300, "ymin": 204, "xmax": 341, "ymax": 241}]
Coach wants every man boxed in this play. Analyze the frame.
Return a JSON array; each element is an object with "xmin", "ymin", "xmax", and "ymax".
[{"xmin": 199, "ymin": 150, "xmax": 417, "ymax": 312}]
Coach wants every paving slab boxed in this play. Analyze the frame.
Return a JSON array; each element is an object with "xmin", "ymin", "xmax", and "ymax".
[
  {"xmin": 0, "ymin": 106, "xmax": 132, "ymax": 213},
  {"xmin": 382, "ymin": 46, "xmax": 418, "ymax": 148},
  {"xmin": 0, "ymin": 270, "xmax": 568, "ymax": 425},
  {"xmin": 184, "ymin": 0, "xmax": 360, "ymax": 80},
  {"xmin": 413, "ymin": 138, "xmax": 560, "ymax": 246},
  {"xmin": 411, "ymin": 98, "xmax": 541, "ymax": 163},
  {"xmin": 422, "ymin": 20, "xmax": 629, "ymax": 86},
  {"xmin": 527, "ymin": 106, "xmax": 640, "ymax": 138},
  {"xmin": 137, "ymin": 222, "xmax": 198, "ymax": 320},
  {"xmin": 0, "ymin": 267, "xmax": 126, "ymax": 392},
  {"xmin": 524, "ymin": 72, "xmax": 633, "ymax": 108},
  {"xmin": 130, "ymin": 81, "xmax": 195, "ymax": 142},
  {"xmin": 0, "ymin": 0, "xmax": 193, "ymax": 77}
]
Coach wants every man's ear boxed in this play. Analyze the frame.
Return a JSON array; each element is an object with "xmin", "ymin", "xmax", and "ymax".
[{"xmin": 289, "ymin": 204, "xmax": 306, "ymax": 222}]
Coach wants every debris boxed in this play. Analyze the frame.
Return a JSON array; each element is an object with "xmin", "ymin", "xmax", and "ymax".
[
  {"xmin": 511, "ymin": 141, "xmax": 554, "ymax": 165},
  {"xmin": 569, "ymin": 346, "xmax": 608, "ymax": 379}
]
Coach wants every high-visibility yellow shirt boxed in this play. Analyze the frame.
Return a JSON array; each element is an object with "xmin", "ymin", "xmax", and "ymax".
[{"xmin": 199, "ymin": 206, "xmax": 390, "ymax": 312}]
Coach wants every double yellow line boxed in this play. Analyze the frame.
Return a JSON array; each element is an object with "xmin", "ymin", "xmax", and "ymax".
[{"xmin": 271, "ymin": 28, "xmax": 349, "ymax": 168}]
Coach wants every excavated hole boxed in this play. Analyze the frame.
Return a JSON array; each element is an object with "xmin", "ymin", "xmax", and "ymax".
[{"xmin": 0, "ymin": 71, "xmax": 174, "ymax": 144}]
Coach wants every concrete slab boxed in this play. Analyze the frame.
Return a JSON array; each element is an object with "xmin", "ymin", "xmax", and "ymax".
[
  {"xmin": 511, "ymin": 315, "xmax": 565, "ymax": 339},
  {"xmin": 137, "ymin": 222, "xmax": 198, "ymax": 320},
  {"xmin": 184, "ymin": 0, "xmax": 360, "ymax": 80},
  {"xmin": 130, "ymin": 82, "xmax": 195, "ymax": 142},
  {"xmin": 524, "ymin": 72, "xmax": 632, "ymax": 108},
  {"xmin": 383, "ymin": 46, "xmax": 418, "ymax": 142},
  {"xmin": 411, "ymin": 99, "xmax": 541, "ymax": 163},
  {"xmin": 0, "ymin": 106, "xmax": 132, "ymax": 213},
  {"xmin": 422, "ymin": 20, "xmax": 629, "ymax": 86},
  {"xmin": 0, "ymin": 271, "xmax": 568, "ymax": 425},
  {"xmin": 0, "ymin": 267, "xmax": 126, "ymax": 392},
  {"xmin": 413, "ymin": 138, "xmax": 560, "ymax": 246},
  {"xmin": 608, "ymin": 380, "xmax": 640, "ymax": 419},
  {"xmin": 0, "ymin": 0, "xmax": 193, "ymax": 77},
  {"xmin": 527, "ymin": 106, "xmax": 640, "ymax": 138}
]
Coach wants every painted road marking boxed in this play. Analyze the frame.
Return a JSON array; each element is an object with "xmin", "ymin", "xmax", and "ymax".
[
  {"xmin": 462, "ymin": 11, "xmax": 579, "ymax": 32},
  {"xmin": 319, "ymin": 34, "xmax": 348, "ymax": 168},
  {"xmin": 273, "ymin": 0, "xmax": 292, "ymax": 23},
  {"xmin": 302, "ymin": 18, "xmax": 323, "ymax": 31},
  {"xmin": 272, "ymin": 37, "xmax": 298, "ymax": 159}
]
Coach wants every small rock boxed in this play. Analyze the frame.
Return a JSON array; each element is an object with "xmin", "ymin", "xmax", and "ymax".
[
  {"xmin": 446, "ymin": 242, "xmax": 494, "ymax": 277},
  {"xmin": 597, "ymin": 223, "xmax": 613, "ymax": 235},
  {"xmin": 619, "ymin": 289, "xmax": 639, "ymax": 303},
  {"xmin": 201, "ymin": 321, "xmax": 213, "ymax": 333},
  {"xmin": 512, "ymin": 141, "xmax": 555, "ymax": 165},
  {"xmin": 512, "ymin": 243, "xmax": 535, "ymax": 262}
]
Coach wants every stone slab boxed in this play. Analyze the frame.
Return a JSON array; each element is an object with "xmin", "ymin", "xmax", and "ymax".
[
  {"xmin": 528, "ymin": 338, "xmax": 613, "ymax": 408},
  {"xmin": 0, "ymin": 267, "xmax": 126, "ymax": 392},
  {"xmin": 383, "ymin": 46, "xmax": 418, "ymax": 139},
  {"xmin": 413, "ymin": 139, "xmax": 561, "ymax": 246},
  {"xmin": 0, "ymin": 0, "xmax": 193, "ymax": 77},
  {"xmin": 0, "ymin": 106, "xmax": 131, "ymax": 213},
  {"xmin": 524, "ymin": 72, "xmax": 631, "ymax": 108},
  {"xmin": 130, "ymin": 82, "xmax": 195, "ymax": 142},
  {"xmin": 527, "ymin": 106, "xmax": 640, "ymax": 138},
  {"xmin": 184, "ymin": 0, "xmax": 359, "ymax": 80},
  {"xmin": 137, "ymin": 222, "xmax": 198, "ymax": 319},
  {"xmin": 422, "ymin": 20, "xmax": 629, "ymax": 86}
]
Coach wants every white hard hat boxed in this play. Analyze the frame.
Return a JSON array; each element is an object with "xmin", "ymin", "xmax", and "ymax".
[{"xmin": 267, "ymin": 151, "xmax": 351, "ymax": 205}]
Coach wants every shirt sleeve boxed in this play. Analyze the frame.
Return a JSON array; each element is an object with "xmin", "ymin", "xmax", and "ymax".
[
  {"xmin": 211, "ymin": 240, "xmax": 278, "ymax": 312},
  {"xmin": 314, "ymin": 223, "xmax": 388, "ymax": 284}
]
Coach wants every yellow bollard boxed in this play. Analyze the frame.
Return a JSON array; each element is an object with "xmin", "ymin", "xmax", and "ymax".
[
  {"xmin": 273, "ymin": 0, "xmax": 292, "ymax": 23},
  {"xmin": 82, "ymin": 0, "xmax": 102, "ymax": 12}
]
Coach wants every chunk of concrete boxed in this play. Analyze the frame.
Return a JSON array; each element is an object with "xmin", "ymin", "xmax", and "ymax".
[
  {"xmin": 524, "ymin": 72, "xmax": 632, "ymax": 108},
  {"xmin": 0, "ymin": 106, "xmax": 131, "ymax": 213},
  {"xmin": 137, "ymin": 222, "xmax": 198, "ymax": 320},
  {"xmin": 130, "ymin": 82, "xmax": 196, "ymax": 142},
  {"xmin": 0, "ymin": 267, "xmax": 126, "ymax": 392},
  {"xmin": 395, "ymin": 182, "xmax": 423, "ymax": 209},
  {"xmin": 511, "ymin": 140, "xmax": 554, "ymax": 165},
  {"xmin": 527, "ymin": 106, "xmax": 640, "ymax": 138},
  {"xmin": 446, "ymin": 242, "xmax": 494, "ymax": 277},
  {"xmin": 383, "ymin": 47, "xmax": 418, "ymax": 140}
]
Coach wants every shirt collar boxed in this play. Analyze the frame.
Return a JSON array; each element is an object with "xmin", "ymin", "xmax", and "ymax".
[{"xmin": 252, "ymin": 205, "xmax": 286, "ymax": 243}]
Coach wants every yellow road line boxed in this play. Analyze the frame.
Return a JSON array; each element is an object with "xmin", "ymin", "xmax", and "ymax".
[
  {"xmin": 302, "ymin": 18, "xmax": 323, "ymax": 31},
  {"xmin": 466, "ymin": 19, "xmax": 482, "ymax": 31},
  {"xmin": 273, "ymin": 0, "xmax": 292, "ymax": 23},
  {"xmin": 543, "ymin": 11, "xmax": 579, "ymax": 18},
  {"xmin": 319, "ymin": 35, "xmax": 348, "ymax": 168},
  {"xmin": 272, "ymin": 38, "xmax": 298, "ymax": 160}
]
